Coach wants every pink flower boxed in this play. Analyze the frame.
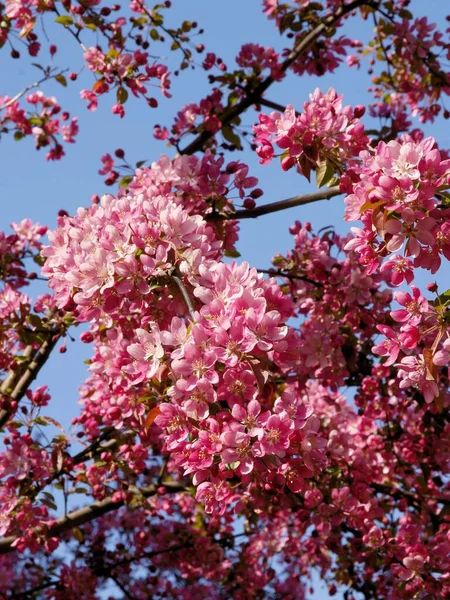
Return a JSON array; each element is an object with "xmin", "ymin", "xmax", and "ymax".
[
  {"xmin": 391, "ymin": 286, "xmax": 429, "ymax": 326},
  {"xmin": 255, "ymin": 411, "xmax": 294, "ymax": 458},
  {"xmin": 196, "ymin": 480, "xmax": 232, "ymax": 515},
  {"xmin": 126, "ymin": 326, "xmax": 164, "ymax": 382},
  {"xmin": 396, "ymin": 355, "xmax": 439, "ymax": 403},
  {"xmin": 372, "ymin": 325, "xmax": 401, "ymax": 366},
  {"xmin": 380, "ymin": 255, "xmax": 414, "ymax": 286},
  {"xmin": 231, "ymin": 400, "xmax": 268, "ymax": 439},
  {"xmin": 433, "ymin": 337, "xmax": 450, "ymax": 366},
  {"xmin": 220, "ymin": 428, "xmax": 255, "ymax": 475}
]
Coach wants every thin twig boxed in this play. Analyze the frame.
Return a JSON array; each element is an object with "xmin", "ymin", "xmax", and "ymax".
[
  {"xmin": 257, "ymin": 268, "xmax": 323, "ymax": 288},
  {"xmin": 1, "ymin": 72, "xmax": 66, "ymax": 110},
  {"xmin": 109, "ymin": 574, "xmax": 137, "ymax": 600},
  {"xmin": 258, "ymin": 98, "xmax": 300, "ymax": 116},
  {"xmin": 172, "ymin": 272, "xmax": 196, "ymax": 320},
  {"xmin": 207, "ymin": 186, "xmax": 341, "ymax": 222}
]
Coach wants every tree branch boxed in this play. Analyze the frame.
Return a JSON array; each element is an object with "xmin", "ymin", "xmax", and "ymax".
[
  {"xmin": 0, "ymin": 480, "xmax": 188, "ymax": 555},
  {"xmin": 207, "ymin": 186, "xmax": 341, "ymax": 221},
  {"xmin": 0, "ymin": 330, "xmax": 61, "ymax": 429},
  {"xmin": 172, "ymin": 272, "xmax": 196, "ymax": 320},
  {"xmin": 180, "ymin": 0, "xmax": 369, "ymax": 156},
  {"xmin": 257, "ymin": 268, "xmax": 323, "ymax": 288},
  {"xmin": 372, "ymin": 482, "xmax": 450, "ymax": 508},
  {"xmin": 258, "ymin": 98, "xmax": 299, "ymax": 115}
]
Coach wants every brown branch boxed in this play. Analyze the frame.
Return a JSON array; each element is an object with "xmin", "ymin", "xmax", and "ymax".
[
  {"xmin": 257, "ymin": 268, "xmax": 323, "ymax": 288},
  {"xmin": 172, "ymin": 272, "xmax": 196, "ymax": 320},
  {"xmin": 109, "ymin": 574, "xmax": 137, "ymax": 600},
  {"xmin": 0, "ymin": 331, "xmax": 61, "ymax": 430},
  {"xmin": 0, "ymin": 480, "xmax": 188, "ymax": 555},
  {"xmin": 258, "ymin": 98, "xmax": 299, "ymax": 116},
  {"xmin": 180, "ymin": 0, "xmax": 369, "ymax": 156},
  {"xmin": 207, "ymin": 186, "xmax": 341, "ymax": 222},
  {"xmin": 371, "ymin": 482, "xmax": 450, "ymax": 508}
]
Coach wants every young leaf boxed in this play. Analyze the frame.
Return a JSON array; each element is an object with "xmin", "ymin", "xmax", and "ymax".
[
  {"xmin": 117, "ymin": 87, "xmax": 129, "ymax": 105},
  {"xmin": 55, "ymin": 15, "xmax": 74, "ymax": 26},
  {"xmin": 55, "ymin": 74, "xmax": 67, "ymax": 87}
]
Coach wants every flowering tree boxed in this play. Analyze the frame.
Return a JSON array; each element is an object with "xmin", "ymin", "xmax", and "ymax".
[{"xmin": 1, "ymin": 0, "xmax": 450, "ymax": 598}]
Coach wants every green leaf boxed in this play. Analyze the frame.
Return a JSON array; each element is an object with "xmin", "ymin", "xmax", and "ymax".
[
  {"xmin": 224, "ymin": 249, "xmax": 241, "ymax": 258},
  {"xmin": 55, "ymin": 74, "xmax": 67, "ymax": 87},
  {"xmin": 228, "ymin": 91, "xmax": 240, "ymax": 107},
  {"xmin": 41, "ymin": 498, "xmax": 58, "ymax": 511},
  {"xmin": 107, "ymin": 48, "xmax": 119, "ymax": 59},
  {"xmin": 315, "ymin": 160, "xmax": 335, "ymax": 188},
  {"xmin": 119, "ymin": 175, "xmax": 133, "ymax": 189},
  {"xmin": 14, "ymin": 131, "xmax": 25, "ymax": 141},
  {"xmin": 55, "ymin": 15, "xmax": 74, "ymax": 26},
  {"xmin": 116, "ymin": 87, "xmax": 128, "ymax": 105},
  {"xmin": 26, "ymin": 314, "xmax": 42, "ymax": 327},
  {"xmin": 136, "ymin": 160, "xmax": 147, "ymax": 168},
  {"xmin": 151, "ymin": 12, "xmax": 163, "ymax": 25},
  {"xmin": 221, "ymin": 125, "xmax": 242, "ymax": 150},
  {"xmin": 437, "ymin": 289, "xmax": 450, "ymax": 306}
]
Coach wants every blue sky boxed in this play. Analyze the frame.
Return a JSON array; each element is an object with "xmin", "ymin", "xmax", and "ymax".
[{"xmin": 1, "ymin": 0, "xmax": 449, "ymax": 597}]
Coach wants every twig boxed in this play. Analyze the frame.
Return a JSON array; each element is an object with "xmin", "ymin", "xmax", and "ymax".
[
  {"xmin": 257, "ymin": 268, "xmax": 323, "ymax": 288},
  {"xmin": 1, "ymin": 74, "xmax": 63, "ymax": 110},
  {"xmin": 109, "ymin": 574, "xmax": 137, "ymax": 600},
  {"xmin": 207, "ymin": 186, "xmax": 341, "ymax": 222},
  {"xmin": 172, "ymin": 272, "xmax": 196, "ymax": 320},
  {"xmin": 258, "ymin": 98, "xmax": 300, "ymax": 116}
]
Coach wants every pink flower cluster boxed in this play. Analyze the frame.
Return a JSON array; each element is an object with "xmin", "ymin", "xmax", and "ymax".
[
  {"xmin": 96, "ymin": 150, "xmax": 260, "ymax": 250},
  {"xmin": 343, "ymin": 135, "xmax": 450, "ymax": 402},
  {"xmin": 269, "ymin": 220, "xmax": 392, "ymax": 388},
  {"xmin": 167, "ymin": 88, "xmax": 225, "ymax": 144},
  {"xmin": 0, "ymin": 431, "xmax": 57, "ymax": 551},
  {"xmin": 369, "ymin": 16, "xmax": 450, "ymax": 124},
  {"xmin": 81, "ymin": 48, "xmax": 171, "ymax": 117},
  {"xmin": 0, "ymin": 92, "xmax": 78, "ymax": 160},
  {"xmin": 253, "ymin": 88, "xmax": 368, "ymax": 179},
  {"xmin": 41, "ymin": 159, "xmax": 328, "ymax": 511},
  {"xmin": 236, "ymin": 43, "xmax": 284, "ymax": 81}
]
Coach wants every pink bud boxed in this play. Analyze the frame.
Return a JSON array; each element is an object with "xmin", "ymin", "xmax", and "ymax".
[
  {"xmin": 80, "ymin": 331, "xmax": 94, "ymax": 343},
  {"xmin": 354, "ymin": 105, "xmax": 365, "ymax": 118},
  {"xmin": 281, "ymin": 156, "xmax": 296, "ymax": 171}
]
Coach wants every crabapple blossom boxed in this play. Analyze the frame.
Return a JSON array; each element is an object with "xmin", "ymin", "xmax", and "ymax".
[{"xmin": 1, "ymin": 1, "xmax": 450, "ymax": 599}]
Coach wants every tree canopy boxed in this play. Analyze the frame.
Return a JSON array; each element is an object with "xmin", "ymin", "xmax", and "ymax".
[{"xmin": 0, "ymin": 1, "xmax": 450, "ymax": 598}]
